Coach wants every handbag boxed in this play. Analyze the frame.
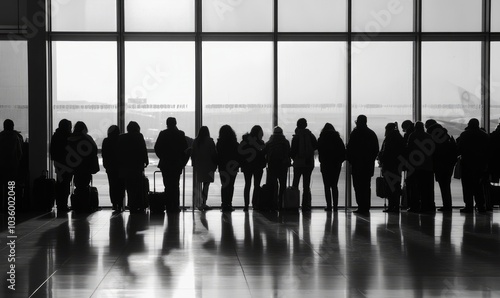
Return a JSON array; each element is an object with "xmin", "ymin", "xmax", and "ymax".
[
  {"xmin": 376, "ymin": 172, "xmax": 388, "ymax": 198},
  {"xmin": 453, "ymin": 157, "xmax": 462, "ymax": 179}
]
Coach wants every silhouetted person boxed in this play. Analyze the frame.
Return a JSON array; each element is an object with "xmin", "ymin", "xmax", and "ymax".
[
  {"xmin": 264, "ymin": 126, "xmax": 291, "ymax": 210},
  {"xmin": 378, "ymin": 122, "xmax": 404, "ymax": 213},
  {"xmin": 425, "ymin": 119, "xmax": 457, "ymax": 212},
  {"xmin": 102, "ymin": 125, "xmax": 126, "ymax": 212},
  {"xmin": 489, "ymin": 124, "xmax": 500, "ymax": 209},
  {"xmin": 119, "ymin": 121, "xmax": 148, "ymax": 213},
  {"xmin": 191, "ymin": 126, "xmax": 217, "ymax": 211},
  {"xmin": 457, "ymin": 118, "xmax": 489, "ymax": 213},
  {"xmin": 216, "ymin": 125, "xmax": 240, "ymax": 212},
  {"xmin": 0, "ymin": 119, "xmax": 23, "ymax": 203},
  {"xmin": 317, "ymin": 123, "xmax": 345, "ymax": 211},
  {"xmin": 290, "ymin": 118, "xmax": 318, "ymax": 211},
  {"xmin": 407, "ymin": 121, "xmax": 435, "ymax": 213},
  {"xmin": 239, "ymin": 125, "xmax": 266, "ymax": 212},
  {"xmin": 154, "ymin": 117, "xmax": 189, "ymax": 212},
  {"xmin": 67, "ymin": 121, "xmax": 99, "ymax": 195},
  {"xmin": 50, "ymin": 119, "xmax": 72, "ymax": 212},
  {"xmin": 346, "ymin": 115, "xmax": 379, "ymax": 213},
  {"xmin": 401, "ymin": 119, "xmax": 415, "ymax": 209}
]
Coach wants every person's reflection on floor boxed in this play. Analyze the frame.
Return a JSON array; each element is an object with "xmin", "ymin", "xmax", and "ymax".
[
  {"xmin": 109, "ymin": 213, "xmax": 126, "ymax": 255},
  {"xmin": 162, "ymin": 213, "xmax": 181, "ymax": 256}
]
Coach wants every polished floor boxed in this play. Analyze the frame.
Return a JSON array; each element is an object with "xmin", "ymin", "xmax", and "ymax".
[{"xmin": 1, "ymin": 208, "xmax": 500, "ymax": 297}]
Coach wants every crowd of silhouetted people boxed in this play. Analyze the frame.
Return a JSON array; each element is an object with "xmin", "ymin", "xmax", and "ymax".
[{"xmin": 1, "ymin": 115, "xmax": 499, "ymax": 214}]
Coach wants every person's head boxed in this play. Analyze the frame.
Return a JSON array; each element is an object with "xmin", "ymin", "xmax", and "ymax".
[
  {"xmin": 401, "ymin": 120, "xmax": 414, "ymax": 132},
  {"xmin": 425, "ymin": 119, "xmax": 437, "ymax": 129},
  {"xmin": 467, "ymin": 118, "xmax": 480, "ymax": 129},
  {"xmin": 166, "ymin": 117, "xmax": 177, "ymax": 128},
  {"xmin": 197, "ymin": 126, "xmax": 210, "ymax": 139},
  {"xmin": 58, "ymin": 119, "xmax": 72, "ymax": 133},
  {"xmin": 127, "ymin": 121, "xmax": 140, "ymax": 133},
  {"xmin": 414, "ymin": 121, "xmax": 425, "ymax": 132},
  {"xmin": 249, "ymin": 125, "xmax": 264, "ymax": 141},
  {"xmin": 297, "ymin": 118, "xmax": 307, "ymax": 130},
  {"xmin": 355, "ymin": 115, "xmax": 367, "ymax": 127},
  {"xmin": 385, "ymin": 122, "xmax": 397, "ymax": 137},
  {"xmin": 107, "ymin": 125, "xmax": 120, "ymax": 137},
  {"xmin": 321, "ymin": 123, "xmax": 335, "ymax": 133},
  {"xmin": 3, "ymin": 119, "xmax": 14, "ymax": 131},
  {"xmin": 273, "ymin": 126, "xmax": 283, "ymax": 135},
  {"xmin": 218, "ymin": 124, "xmax": 236, "ymax": 142},
  {"xmin": 73, "ymin": 121, "xmax": 88, "ymax": 135}
]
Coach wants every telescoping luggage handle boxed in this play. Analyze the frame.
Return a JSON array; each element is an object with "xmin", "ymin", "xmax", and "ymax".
[
  {"xmin": 152, "ymin": 170, "xmax": 186, "ymax": 209},
  {"xmin": 153, "ymin": 171, "xmax": 161, "ymax": 193}
]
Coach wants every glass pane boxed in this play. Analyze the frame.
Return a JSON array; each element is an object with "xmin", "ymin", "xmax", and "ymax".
[
  {"xmin": 51, "ymin": 0, "xmax": 116, "ymax": 31},
  {"xmin": 278, "ymin": 0, "xmax": 347, "ymax": 32},
  {"xmin": 352, "ymin": 0, "xmax": 413, "ymax": 32},
  {"xmin": 422, "ymin": 42, "xmax": 481, "ymax": 208},
  {"xmin": 202, "ymin": 41, "xmax": 273, "ymax": 207},
  {"xmin": 52, "ymin": 41, "xmax": 117, "ymax": 148},
  {"xmin": 278, "ymin": 42, "xmax": 347, "ymax": 207},
  {"xmin": 422, "ymin": 0, "xmax": 482, "ymax": 32},
  {"xmin": 493, "ymin": 0, "xmax": 500, "ymax": 32},
  {"xmin": 125, "ymin": 0, "xmax": 195, "ymax": 32},
  {"xmin": 125, "ymin": 42, "xmax": 196, "ymax": 148},
  {"xmin": 492, "ymin": 42, "xmax": 500, "ymax": 130},
  {"xmin": 351, "ymin": 42, "xmax": 413, "ymax": 207},
  {"xmin": 202, "ymin": 0, "xmax": 273, "ymax": 32},
  {"xmin": 0, "ymin": 40, "xmax": 28, "ymax": 139},
  {"xmin": 422, "ymin": 42, "xmax": 482, "ymax": 137}
]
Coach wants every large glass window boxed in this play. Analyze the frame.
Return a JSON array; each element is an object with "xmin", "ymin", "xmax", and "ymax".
[
  {"xmin": 125, "ymin": 0, "xmax": 195, "ymax": 32},
  {"xmin": 0, "ymin": 41, "xmax": 28, "ymax": 139},
  {"xmin": 202, "ymin": 42, "xmax": 273, "ymax": 138},
  {"xmin": 52, "ymin": 41, "xmax": 117, "ymax": 148},
  {"xmin": 278, "ymin": 0, "xmax": 347, "ymax": 32},
  {"xmin": 352, "ymin": 0, "xmax": 413, "ymax": 32},
  {"xmin": 422, "ymin": 42, "xmax": 482, "ymax": 138},
  {"xmin": 491, "ymin": 42, "xmax": 500, "ymax": 130},
  {"xmin": 422, "ymin": 0, "xmax": 482, "ymax": 32},
  {"xmin": 202, "ymin": 0, "xmax": 273, "ymax": 32},
  {"xmin": 278, "ymin": 42, "xmax": 347, "ymax": 207},
  {"xmin": 125, "ymin": 42, "xmax": 196, "ymax": 147},
  {"xmin": 51, "ymin": 0, "xmax": 116, "ymax": 31}
]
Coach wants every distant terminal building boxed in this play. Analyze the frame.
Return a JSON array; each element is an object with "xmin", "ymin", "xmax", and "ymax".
[{"xmin": 128, "ymin": 98, "xmax": 147, "ymax": 104}]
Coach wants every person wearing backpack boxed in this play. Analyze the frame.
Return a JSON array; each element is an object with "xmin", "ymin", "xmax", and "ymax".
[
  {"xmin": 290, "ymin": 118, "xmax": 318, "ymax": 211},
  {"xmin": 425, "ymin": 120, "xmax": 457, "ymax": 212}
]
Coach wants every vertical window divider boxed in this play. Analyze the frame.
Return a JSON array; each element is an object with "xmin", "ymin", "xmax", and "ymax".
[
  {"xmin": 346, "ymin": 0, "xmax": 352, "ymax": 208},
  {"xmin": 47, "ymin": 0, "xmax": 54, "ymax": 178},
  {"xmin": 413, "ymin": 0, "xmax": 422, "ymax": 122},
  {"xmin": 117, "ymin": 0, "xmax": 125, "ymax": 133},
  {"xmin": 195, "ymin": 0, "xmax": 202, "ymax": 134},
  {"xmin": 273, "ymin": 0, "xmax": 278, "ymax": 128},
  {"xmin": 482, "ymin": 0, "xmax": 491, "ymax": 132}
]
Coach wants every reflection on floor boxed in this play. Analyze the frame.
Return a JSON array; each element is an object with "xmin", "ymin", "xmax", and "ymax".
[{"xmin": 1, "ymin": 209, "xmax": 500, "ymax": 297}]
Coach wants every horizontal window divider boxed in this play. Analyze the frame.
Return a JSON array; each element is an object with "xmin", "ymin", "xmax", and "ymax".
[
  {"xmin": 201, "ymin": 33, "xmax": 274, "ymax": 41},
  {"xmin": 278, "ymin": 33, "xmax": 348, "ymax": 41},
  {"xmin": 420, "ymin": 32, "xmax": 487, "ymax": 41},
  {"xmin": 350, "ymin": 32, "xmax": 414, "ymax": 42},
  {"xmin": 124, "ymin": 32, "xmax": 196, "ymax": 41},
  {"xmin": 50, "ymin": 32, "xmax": 119, "ymax": 41},
  {"xmin": 491, "ymin": 33, "xmax": 500, "ymax": 41},
  {"xmin": 0, "ymin": 33, "xmax": 28, "ymax": 40}
]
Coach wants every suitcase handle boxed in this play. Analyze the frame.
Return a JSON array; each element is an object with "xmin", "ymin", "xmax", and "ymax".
[{"xmin": 153, "ymin": 171, "xmax": 162, "ymax": 192}]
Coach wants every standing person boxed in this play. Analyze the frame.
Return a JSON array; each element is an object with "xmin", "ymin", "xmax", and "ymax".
[
  {"xmin": 290, "ymin": 118, "xmax": 318, "ymax": 211},
  {"xmin": 317, "ymin": 123, "xmax": 345, "ymax": 211},
  {"xmin": 67, "ymin": 121, "xmax": 99, "ymax": 195},
  {"xmin": 191, "ymin": 126, "xmax": 217, "ymax": 211},
  {"xmin": 0, "ymin": 119, "xmax": 23, "ymax": 192},
  {"xmin": 489, "ymin": 123, "xmax": 500, "ymax": 210},
  {"xmin": 50, "ymin": 119, "xmax": 72, "ymax": 212},
  {"xmin": 264, "ymin": 126, "xmax": 291, "ymax": 210},
  {"xmin": 401, "ymin": 120, "xmax": 415, "ymax": 210},
  {"xmin": 154, "ymin": 117, "xmax": 189, "ymax": 212},
  {"xmin": 425, "ymin": 120, "xmax": 457, "ymax": 212},
  {"xmin": 239, "ymin": 125, "xmax": 266, "ymax": 212},
  {"xmin": 407, "ymin": 121, "xmax": 435, "ymax": 213},
  {"xmin": 119, "ymin": 121, "xmax": 148, "ymax": 213},
  {"xmin": 378, "ymin": 123, "xmax": 405, "ymax": 213},
  {"xmin": 346, "ymin": 115, "xmax": 379, "ymax": 214},
  {"xmin": 102, "ymin": 125, "xmax": 126, "ymax": 212},
  {"xmin": 216, "ymin": 125, "xmax": 240, "ymax": 212},
  {"xmin": 457, "ymin": 118, "xmax": 489, "ymax": 213}
]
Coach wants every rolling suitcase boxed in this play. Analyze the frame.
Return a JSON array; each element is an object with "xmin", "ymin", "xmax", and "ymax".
[
  {"xmin": 148, "ymin": 171, "xmax": 166, "ymax": 214},
  {"xmin": 256, "ymin": 183, "xmax": 275, "ymax": 211},
  {"xmin": 33, "ymin": 170, "xmax": 56, "ymax": 212},
  {"xmin": 70, "ymin": 178, "xmax": 99, "ymax": 213},
  {"xmin": 283, "ymin": 168, "xmax": 300, "ymax": 211}
]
